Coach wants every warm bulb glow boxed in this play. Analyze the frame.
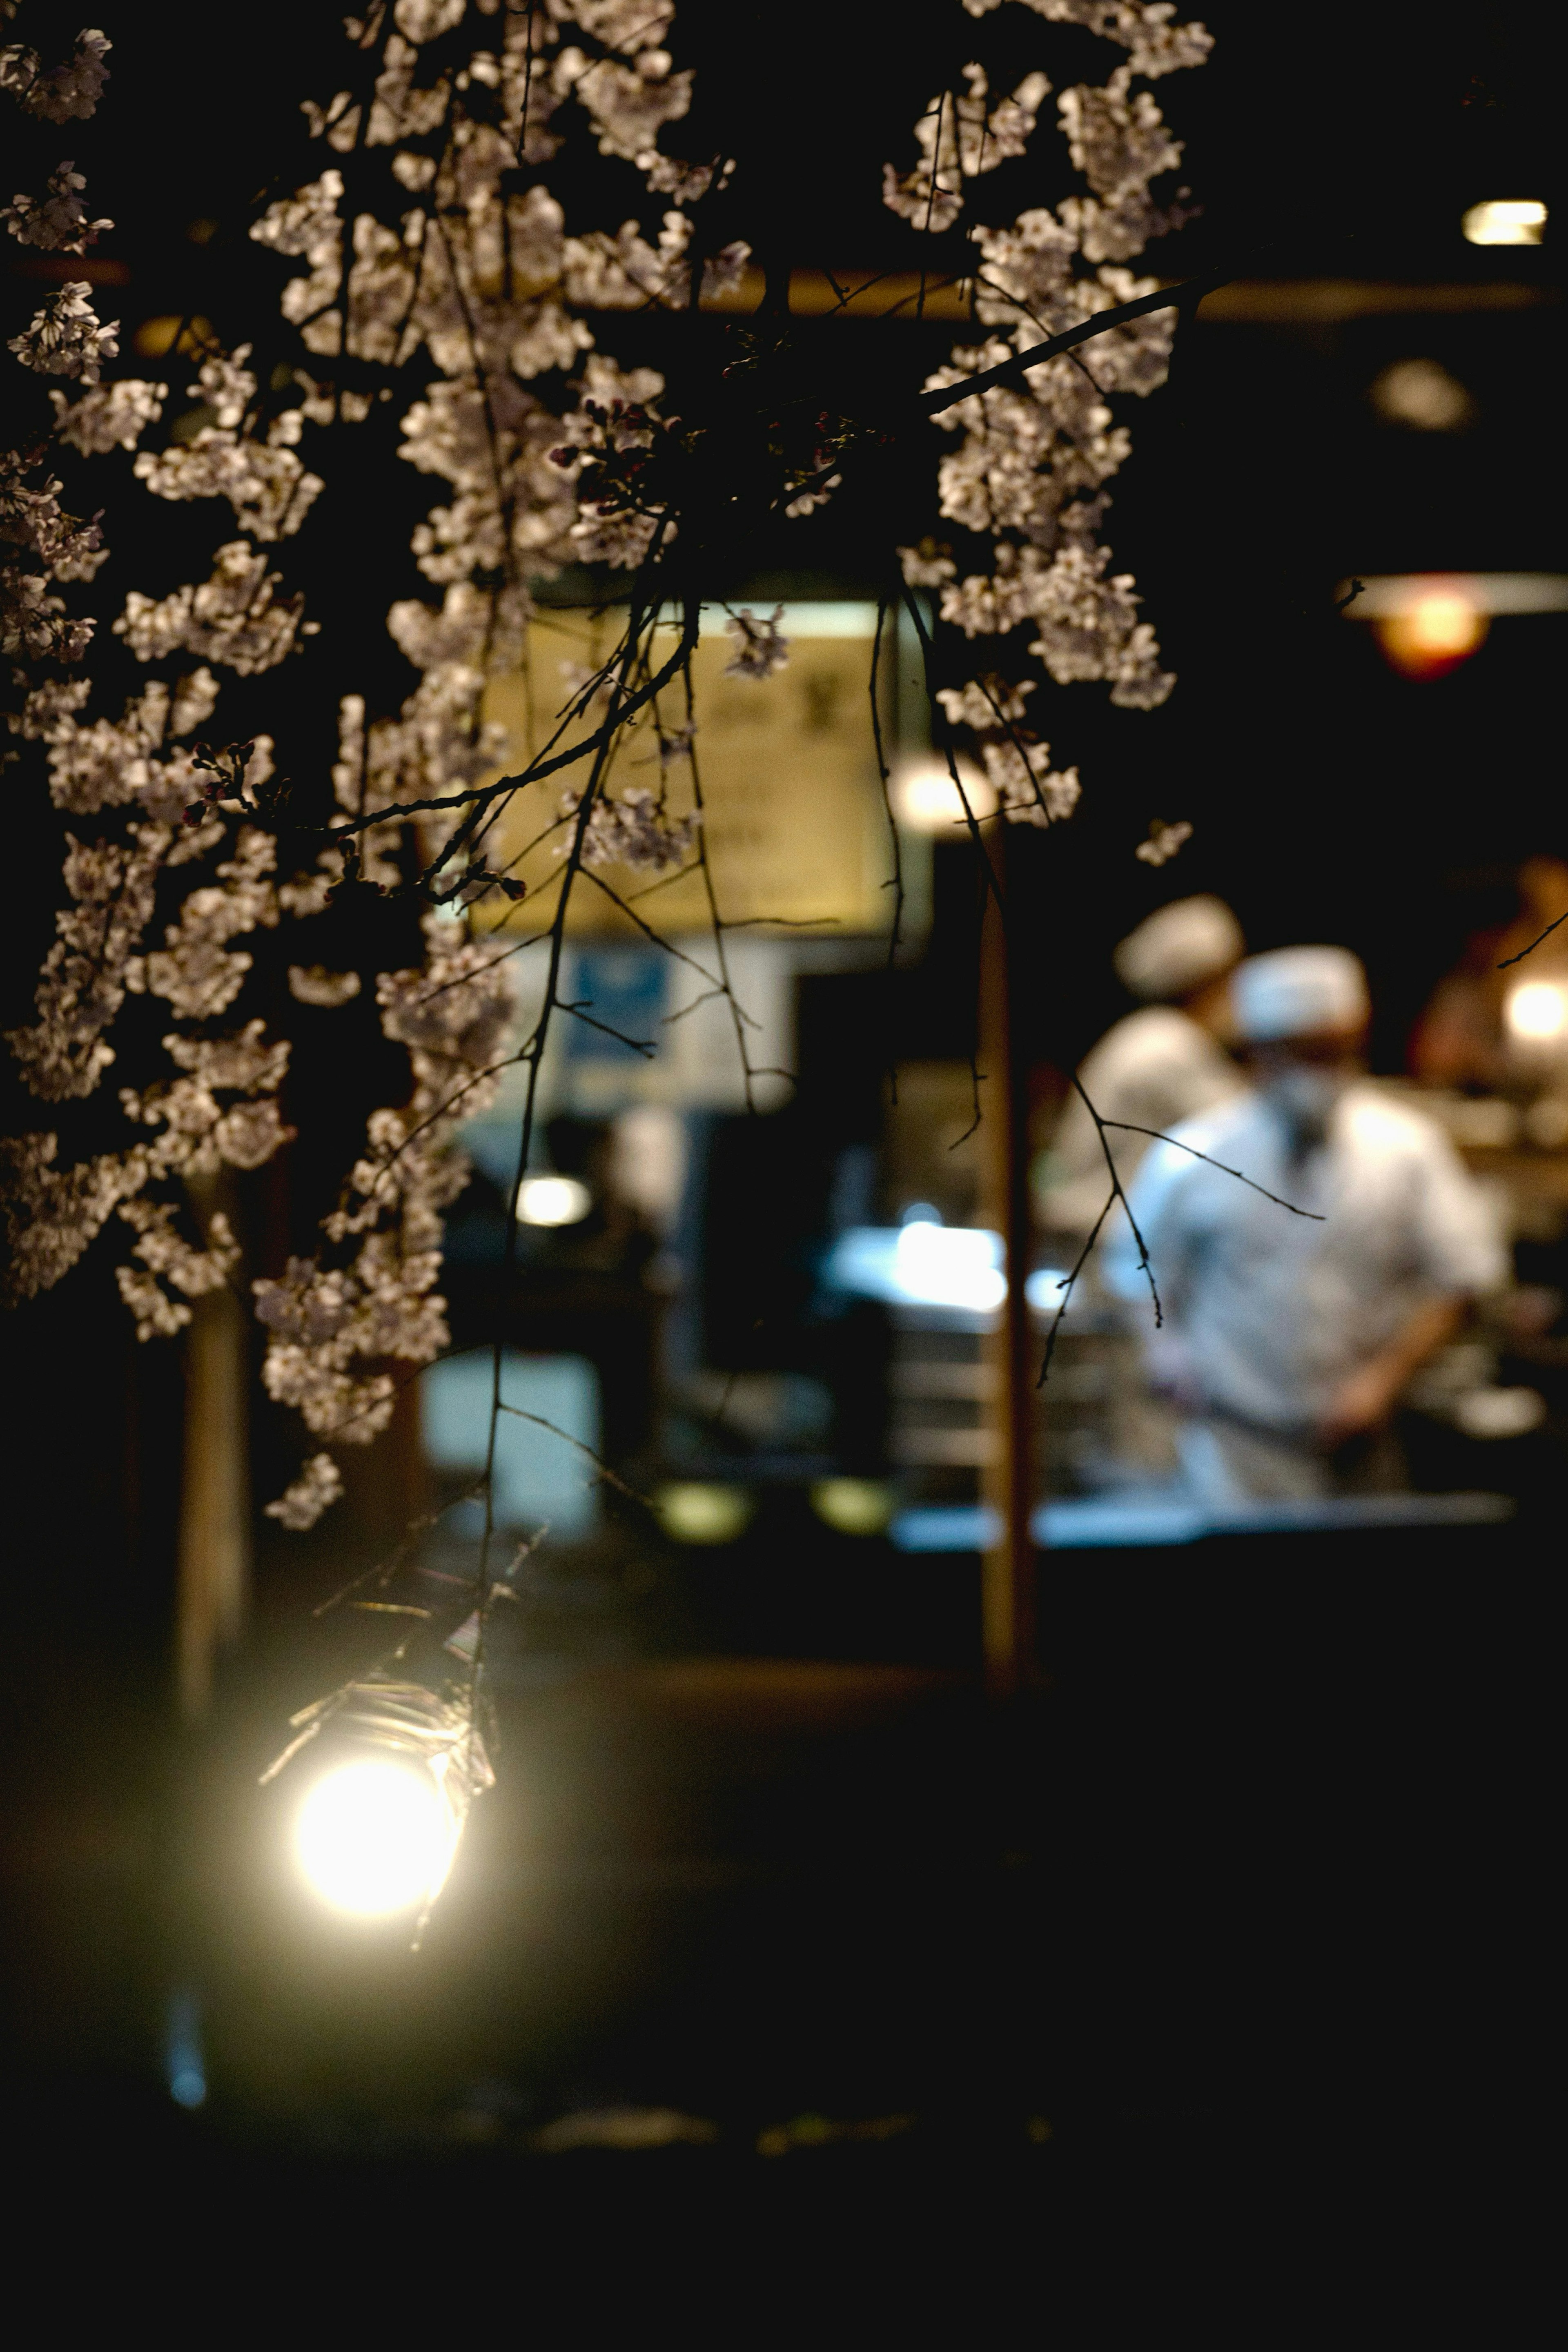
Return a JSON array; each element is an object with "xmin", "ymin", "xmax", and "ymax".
[
  {"xmin": 296, "ymin": 1758, "xmax": 452, "ymax": 1915},
  {"xmin": 1374, "ymin": 589, "xmax": 1488, "ymax": 679},
  {"xmin": 655, "ymin": 1482, "xmax": 755, "ymax": 1544},
  {"xmin": 1461, "ymin": 199, "xmax": 1546, "ymax": 247},
  {"xmin": 811, "ymin": 1478, "xmax": 895, "ymax": 1536},
  {"xmin": 517, "ymin": 1174, "xmax": 591, "ymax": 1226},
  {"xmin": 1506, "ymin": 980, "xmax": 1568, "ymax": 1043},
  {"xmin": 894, "ymin": 760, "xmax": 996, "ymax": 834}
]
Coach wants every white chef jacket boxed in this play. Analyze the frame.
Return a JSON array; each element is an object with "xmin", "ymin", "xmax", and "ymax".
[
  {"xmin": 1040, "ymin": 1005, "xmax": 1242, "ymax": 1237},
  {"xmin": 1103, "ymin": 1083, "xmax": 1507, "ymax": 1434}
]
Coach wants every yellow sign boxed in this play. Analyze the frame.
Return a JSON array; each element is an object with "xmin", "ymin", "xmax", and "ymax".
[{"xmin": 473, "ymin": 604, "xmax": 894, "ymax": 936}]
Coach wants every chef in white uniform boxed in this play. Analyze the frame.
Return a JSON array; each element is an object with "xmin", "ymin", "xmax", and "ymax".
[
  {"xmin": 1105, "ymin": 946, "xmax": 1507, "ymax": 1501},
  {"xmin": 1039, "ymin": 895, "xmax": 1246, "ymax": 1244}
]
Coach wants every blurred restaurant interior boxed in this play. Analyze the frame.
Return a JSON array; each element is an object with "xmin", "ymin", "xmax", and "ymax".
[{"xmin": 1, "ymin": 0, "xmax": 1564, "ymax": 2243}]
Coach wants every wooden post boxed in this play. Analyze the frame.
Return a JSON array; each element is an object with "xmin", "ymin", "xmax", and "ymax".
[
  {"xmin": 979, "ymin": 826, "xmax": 1036, "ymax": 1695},
  {"xmin": 176, "ymin": 1172, "xmax": 250, "ymax": 1722}
]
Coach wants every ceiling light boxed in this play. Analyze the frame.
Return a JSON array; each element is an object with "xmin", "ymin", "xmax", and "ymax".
[
  {"xmin": 1376, "ymin": 588, "xmax": 1488, "ymax": 679},
  {"xmin": 1338, "ymin": 573, "xmax": 1568, "ymax": 682},
  {"xmin": 517, "ymin": 1174, "xmax": 591, "ymax": 1226},
  {"xmin": 1461, "ymin": 199, "xmax": 1546, "ymax": 246}
]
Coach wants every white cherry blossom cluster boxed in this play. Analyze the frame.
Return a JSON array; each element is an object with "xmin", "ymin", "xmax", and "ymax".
[
  {"xmin": 884, "ymin": 63, "xmax": 1053, "ymax": 235},
  {"xmin": 5, "ymin": 822, "xmax": 171, "ymax": 1101},
  {"xmin": 0, "ymin": 25, "xmax": 111, "ymax": 122},
  {"xmin": 264, "ymin": 1451, "xmax": 344, "ymax": 1532},
  {"xmin": 722, "ymin": 607, "xmax": 790, "ymax": 680},
  {"xmin": 0, "ymin": 1128, "xmax": 142, "ymax": 1306},
  {"xmin": 559, "ymin": 780, "xmax": 699, "ymax": 874},
  {"xmin": 118, "ymin": 1021, "xmax": 295, "ymax": 1186},
  {"xmin": 891, "ymin": 0, "xmax": 1209, "ymax": 790},
  {"xmin": 132, "ymin": 347, "xmax": 325, "ymax": 543},
  {"xmin": 2, "ymin": 159, "xmax": 111, "ymax": 252},
  {"xmin": 50, "ymin": 375, "xmax": 165, "ymax": 453},
  {"xmin": 0, "ymin": 18, "xmax": 324, "ymax": 1479},
  {"xmin": 959, "ymin": 0, "xmax": 1210, "ymax": 82},
  {"xmin": 1, "ymin": 1008, "xmax": 295, "ymax": 1312},
  {"xmin": 253, "ymin": 920, "xmax": 516, "ymax": 1479},
  {"xmin": 114, "ymin": 539, "xmax": 316, "ymax": 675},
  {"xmin": 7, "ymin": 278, "xmax": 118, "ymax": 380},
  {"xmin": 935, "ymin": 676, "xmax": 1081, "ymax": 824},
  {"xmin": 114, "ymin": 1196, "xmax": 239, "ymax": 1342},
  {"xmin": 1, "ymin": 441, "xmax": 103, "ymax": 659}
]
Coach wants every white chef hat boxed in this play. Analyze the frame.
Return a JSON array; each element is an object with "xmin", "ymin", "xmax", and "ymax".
[
  {"xmin": 1113, "ymin": 895, "xmax": 1245, "ymax": 1002},
  {"xmin": 1232, "ymin": 946, "xmax": 1370, "ymax": 1042}
]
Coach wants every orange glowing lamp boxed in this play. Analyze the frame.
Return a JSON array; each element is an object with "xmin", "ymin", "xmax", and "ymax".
[{"xmin": 1373, "ymin": 585, "xmax": 1489, "ymax": 680}]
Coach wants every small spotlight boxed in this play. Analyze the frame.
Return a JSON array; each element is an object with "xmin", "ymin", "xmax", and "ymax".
[
  {"xmin": 893, "ymin": 757, "xmax": 996, "ymax": 835},
  {"xmin": 517, "ymin": 1174, "xmax": 591, "ymax": 1227},
  {"xmin": 655, "ymin": 1483, "xmax": 754, "ymax": 1545},
  {"xmin": 1461, "ymin": 199, "xmax": 1546, "ymax": 246},
  {"xmin": 1506, "ymin": 980, "xmax": 1568, "ymax": 1044},
  {"xmin": 1370, "ymin": 358, "xmax": 1474, "ymax": 432},
  {"xmin": 811, "ymin": 1479, "xmax": 895, "ymax": 1536},
  {"xmin": 296, "ymin": 1757, "xmax": 454, "ymax": 1917},
  {"xmin": 1374, "ymin": 587, "xmax": 1488, "ymax": 680}
]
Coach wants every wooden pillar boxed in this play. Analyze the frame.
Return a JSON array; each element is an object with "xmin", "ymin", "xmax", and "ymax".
[
  {"xmin": 176, "ymin": 1172, "xmax": 250, "ymax": 1722},
  {"xmin": 979, "ymin": 826, "xmax": 1037, "ymax": 1695}
]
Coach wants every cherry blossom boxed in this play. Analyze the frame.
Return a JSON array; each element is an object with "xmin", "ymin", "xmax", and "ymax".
[
  {"xmin": 114, "ymin": 540, "xmax": 315, "ymax": 674},
  {"xmin": 7, "ymin": 280, "xmax": 118, "ymax": 380},
  {"xmin": 2, "ymin": 160, "xmax": 111, "ymax": 252},
  {"xmin": 264, "ymin": 1452, "xmax": 344, "ymax": 1532},
  {"xmin": 0, "ymin": 1130, "xmax": 140, "ymax": 1304},
  {"xmin": 288, "ymin": 965, "xmax": 362, "ymax": 1007},
  {"xmin": 723, "ymin": 606, "xmax": 789, "ymax": 679},
  {"xmin": 1136, "ymin": 816, "xmax": 1192, "ymax": 865},
  {"xmin": 884, "ymin": 64, "xmax": 1052, "ymax": 233},
  {"xmin": 559, "ymin": 782, "xmax": 699, "ymax": 874},
  {"xmin": 49, "ymin": 376, "xmax": 165, "ymax": 454},
  {"xmin": 891, "ymin": 1, "xmax": 1207, "ymax": 772},
  {"xmin": 114, "ymin": 1198, "xmax": 239, "ymax": 1341},
  {"xmin": 0, "ymin": 27, "xmax": 111, "ymax": 122}
]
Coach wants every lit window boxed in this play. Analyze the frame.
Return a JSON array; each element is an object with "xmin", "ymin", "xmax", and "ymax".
[{"xmin": 1461, "ymin": 199, "xmax": 1546, "ymax": 246}]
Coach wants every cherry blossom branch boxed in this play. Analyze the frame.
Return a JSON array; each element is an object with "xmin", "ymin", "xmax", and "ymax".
[{"xmin": 918, "ymin": 268, "xmax": 1229, "ymax": 420}]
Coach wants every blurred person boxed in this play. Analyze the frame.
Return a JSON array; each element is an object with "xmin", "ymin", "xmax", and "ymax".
[
  {"xmin": 1106, "ymin": 947, "xmax": 1507, "ymax": 1501},
  {"xmin": 1412, "ymin": 854, "xmax": 1568, "ymax": 1092},
  {"xmin": 1038, "ymin": 896, "xmax": 1244, "ymax": 1490},
  {"xmin": 1038, "ymin": 895, "xmax": 1246, "ymax": 1242}
]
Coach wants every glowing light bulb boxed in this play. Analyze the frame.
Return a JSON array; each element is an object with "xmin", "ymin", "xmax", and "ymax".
[
  {"xmin": 893, "ymin": 759, "xmax": 996, "ymax": 834},
  {"xmin": 1461, "ymin": 199, "xmax": 1546, "ymax": 247},
  {"xmin": 1374, "ymin": 587, "xmax": 1488, "ymax": 679},
  {"xmin": 296, "ymin": 1757, "xmax": 453, "ymax": 1916},
  {"xmin": 517, "ymin": 1174, "xmax": 591, "ymax": 1226},
  {"xmin": 811, "ymin": 1479, "xmax": 895, "ymax": 1536},
  {"xmin": 654, "ymin": 1482, "xmax": 754, "ymax": 1545},
  {"xmin": 1506, "ymin": 980, "xmax": 1568, "ymax": 1044}
]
